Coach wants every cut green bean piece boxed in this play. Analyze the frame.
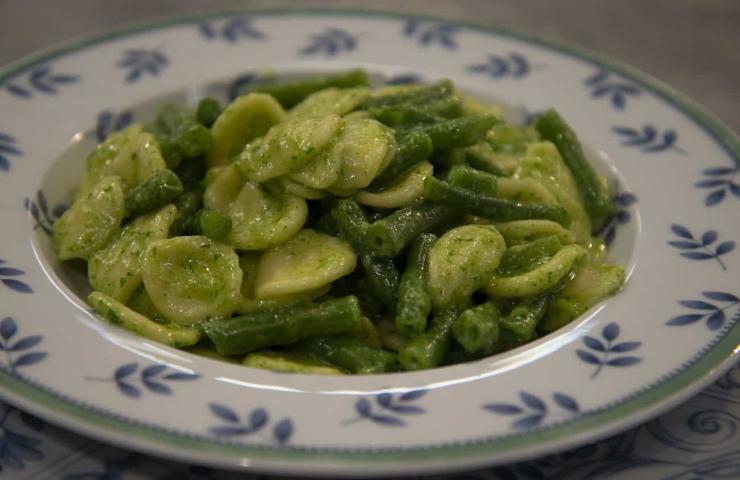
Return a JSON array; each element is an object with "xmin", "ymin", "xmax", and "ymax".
[
  {"xmin": 331, "ymin": 200, "xmax": 400, "ymax": 311},
  {"xmin": 365, "ymin": 202, "xmax": 455, "ymax": 258},
  {"xmin": 170, "ymin": 189, "xmax": 203, "ymax": 236},
  {"xmin": 447, "ymin": 165, "xmax": 498, "ymax": 196},
  {"xmin": 203, "ymin": 296, "xmax": 364, "ymax": 355},
  {"xmin": 464, "ymin": 146, "xmax": 507, "ymax": 176},
  {"xmin": 410, "ymin": 115, "xmax": 499, "ymax": 150},
  {"xmin": 423, "ymin": 176, "xmax": 571, "ymax": 226},
  {"xmin": 251, "ymin": 69, "xmax": 370, "ymax": 108},
  {"xmin": 174, "ymin": 156, "xmax": 206, "ymax": 191},
  {"xmin": 535, "ymin": 109, "xmax": 613, "ymax": 231},
  {"xmin": 452, "ymin": 301, "xmax": 501, "ymax": 355},
  {"xmin": 367, "ymin": 130, "xmax": 433, "ymax": 191},
  {"xmin": 361, "ymin": 80, "xmax": 454, "ymax": 109},
  {"xmin": 297, "ymin": 336, "xmax": 399, "ymax": 374},
  {"xmin": 500, "ymin": 296, "xmax": 549, "ymax": 348},
  {"xmin": 399, "ymin": 305, "xmax": 461, "ymax": 371},
  {"xmin": 367, "ymin": 104, "xmax": 442, "ymax": 127},
  {"xmin": 196, "ymin": 97, "xmax": 222, "ymax": 128},
  {"xmin": 496, "ymin": 235, "xmax": 563, "ymax": 277},
  {"xmin": 395, "ymin": 233, "xmax": 436, "ymax": 337},
  {"xmin": 186, "ymin": 208, "xmax": 233, "ymax": 241},
  {"xmin": 125, "ymin": 169, "xmax": 183, "ymax": 215}
]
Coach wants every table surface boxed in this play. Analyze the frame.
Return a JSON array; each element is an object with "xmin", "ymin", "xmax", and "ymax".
[{"xmin": 0, "ymin": 1, "xmax": 738, "ymax": 479}]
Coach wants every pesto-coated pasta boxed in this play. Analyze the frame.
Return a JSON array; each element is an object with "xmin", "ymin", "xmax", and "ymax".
[{"xmin": 56, "ymin": 70, "xmax": 626, "ymax": 374}]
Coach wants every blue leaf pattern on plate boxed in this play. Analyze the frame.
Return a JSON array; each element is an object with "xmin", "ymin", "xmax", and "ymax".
[
  {"xmin": 96, "ymin": 108, "xmax": 133, "ymax": 142},
  {"xmin": 343, "ymin": 389, "xmax": 427, "ymax": 427},
  {"xmin": 197, "ymin": 16, "xmax": 265, "ymax": 43},
  {"xmin": 207, "ymin": 403, "xmax": 293, "ymax": 444},
  {"xmin": 0, "ymin": 317, "xmax": 46, "ymax": 375},
  {"xmin": 0, "ymin": 132, "xmax": 20, "ymax": 172},
  {"xmin": 226, "ymin": 71, "xmax": 256, "ymax": 101},
  {"xmin": 0, "ymin": 260, "xmax": 33, "ymax": 294},
  {"xmin": 695, "ymin": 163, "xmax": 740, "ymax": 207},
  {"xmin": 117, "ymin": 49, "xmax": 169, "ymax": 83},
  {"xmin": 668, "ymin": 224, "xmax": 735, "ymax": 270},
  {"xmin": 467, "ymin": 53, "xmax": 530, "ymax": 79},
  {"xmin": 86, "ymin": 363, "xmax": 199, "ymax": 399},
  {"xmin": 402, "ymin": 18, "xmax": 459, "ymax": 49},
  {"xmin": 584, "ymin": 69, "xmax": 640, "ymax": 110},
  {"xmin": 2, "ymin": 65, "xmax": 79, "ymax": 98},
  {"xmin": 24, "ymin": 190, "xmax": 66, "ymax": 236},
  {"xmin": 612, "ymin": 125, "xmax": 685, "ymax": 153},
  {"xmin": 299, "ymin": 29, "xmax": 356, "ymax": 56},
  {"xmin": 667, "ymin": 291, "xmax": 740, "ymax": 331},
  {"xmin": 597, "ymin": 191, "xmax": 637, "ymax": 246},
  {"xmin": 483, "ymin": 391, "xmax": 580, "ymax": 430},
  {"xmin": 576, "ymin": 322, "xmax": 642, "ymax": 378},
  {"xmin": 384, "ymin": 73, "xmax": 424, "ymax": 85}
]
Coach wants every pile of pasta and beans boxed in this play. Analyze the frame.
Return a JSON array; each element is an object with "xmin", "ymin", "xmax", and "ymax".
[{"xmin": 52, "ymin": 69, "xmax": 625, "ymax": 374}]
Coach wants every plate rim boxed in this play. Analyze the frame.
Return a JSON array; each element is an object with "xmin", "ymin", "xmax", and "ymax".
[{"xmin": 0, "ymin": 7, "xmax": 738, "ymax": 477}]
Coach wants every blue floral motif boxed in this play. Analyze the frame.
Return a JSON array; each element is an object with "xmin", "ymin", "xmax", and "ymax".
[
  {"xmin": 668, "ymin": 224, "xmax": 735, "ymax": 271},
  {"xmin": 96, "ymin": 109, "xmax": 133, "ymax": 142},
  {"xmin": 227, "ymin": 71, "xmax": 256, "ymax": 101},
  {"xmin": 0, "ymin": 402, "xmax": 45, "ymax": 473},
  {"xmin": 482, "ymin": 391, "xmax": 580, "ymax": 430},
  {"xmin": 85, "ymin": 363, "xmax": 199, "ymax": 399},
  {"xmin": 299, "ymin": 28, "xmax": 356, "ymax": 56},
  {"xmin": 25, "ymin": 190, "xmax": 66, "ymax": 236},
  {"xmin": 695, "ymin": 163, "xmax": 740, "ymax": 207},
  {"xmin": 0, "ymin": 133, "xmax": 20, "ymax": 172},
  {"xmin": 0, "ymin": 317, "xmax": 46, "ymax": 375},
  {"xmin": 611, "ymin": 125, "xmax": 684, "ymax": 153},
  {"xmin": 598, "ymin": 192, "xmax": 637, "ymax": 246},
  {"xmin": 584, "ymin": 69, "xmax": 640, "ymax": 110},
  {"xmin": 384, "ymin": 73, "xmax": 423, "ymax": 85},
  {"xmin": 3, "ymin": 65, "xmax": 79, "ymax": 98},
  {"xmin": 667, "ymin": 291, "xmax": 740, "ymax": 331},
  {"xmin": 208, "ymin": 403, "xmax": 293, "ymax": 445},
  {"xmin": 117, "ymin": 49, "xmax": 169, "ymax": 83},
  {"xmin": 197, "ymin": 16, "xmax": 265, "ymax": 43},
  {"xmin": 0, "ymin": 260, "xmax": 33, "ymax": 294},
  {"xmin": 402, "ymin": 18, "xmax": 459, "ymax": 49},
  {"xmin": 467, "ymin": 53, "xmax": 530, "ymax": 79},
  {"xmin": 715, "ymin": 363, "xmax": 739, "ymax": 392},
  {"xmin": 343, "ymin": 389, "xmax": 427, "ymax": 427},
  {"xmin": 576, "ymin": 323, "xmax": 642, "ymax": 379}
]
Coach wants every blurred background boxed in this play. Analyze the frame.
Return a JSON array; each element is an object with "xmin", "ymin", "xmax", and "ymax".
[{"xmin": 1, "ymin": 0, "xmax": 738, "ymax": 131}]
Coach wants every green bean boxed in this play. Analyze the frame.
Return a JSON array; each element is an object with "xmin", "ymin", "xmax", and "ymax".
[
  {"xmin": 361, "ymin": 80, "xmax": 454, "ymax": 109},
  {"xmin": 423, "ymin": 176, "xmax": 571, "ymax": 226},
  {"xmin": 124, "ymin": 169, "xmax": 183, "ymax": 215},
  {"xmin": 242, "ymin": 350, "xmax": 342, "ymax": 375},
  {"xmin": 367, "ymin": 130, "xmax": 433, "ymax": 191},
  {"xmin": 203, "ymin": 296, "xmax": 363, "ymax": 355},
  {"xmin": 155, "ymin": 133, "xmax": 183, "ymax": 170},
  {"xmin": 251, "ymin": 69, "xmax": 370, "ymax": 108},
  {"xmin": 186, "ymin": 208, "xmax": 232, "ymax": 241},
  {"xmin": 395, "ymin": 233, "xmax": 436, "ymax": 336},
  {"xmin": 447, "ymin": 165, "xmax": 498, "ymax": 196},
  {"xmin": 499, "ymin": 295, "xmax": 549, "ymax": 348},
  {"xmin": 367, "ymin": 105, "xmax": 442, "ymax": 127},
  {"xmin": 399, "ymin": 305, "xmax": 462, "ymax": 371},
  {"xmin": 173, "ymin": 156, "xmax": 206, "ymax": 191},
  {"xmin": 154, "ymin": 104, "xmax": 213, "ymax": 167},
  {"xmin": 331, "ymin": 200, "xmax": 400, "ymax": 311},
  {"xmin": 535, "ymin": 109, "xmax": 613, "ymax": 230},
  {"xmin": 464, "ymin": 145, "xmax": 507, "ymax": 176},
  {"xmin": 365, "ymin": 203, "xmax": 455, "ymax": 258},
  {"xmin": 496, "ymin": 235, "xmax": 563, "ymax": 277},
  {"xmin": 196, "ymin": 97, "xmax": 222, "ymax": 128},
  {"xmin": 452, "ymin": 301, "xmax": 500, "ymax": 355},
  {"xmin": 169, "ymin": 189, "xmax": 203, "ymax": 236},
  {"xmin": 409, "ymin": 115, "xmax": 499, "ymax": 150},
  {"xmin": 297, "ymin": 336, "xmax": 398, "ymax": 374}
]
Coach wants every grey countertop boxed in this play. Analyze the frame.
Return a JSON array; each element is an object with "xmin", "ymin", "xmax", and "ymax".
[{"xmin": 1, "ymin": 0, "xmax": 739, "ymax": 132}]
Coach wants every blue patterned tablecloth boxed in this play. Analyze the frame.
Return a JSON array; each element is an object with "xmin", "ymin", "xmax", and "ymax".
[{"xmin": 0, "ymin": 361, "xmax": 737, "ymax": 479}]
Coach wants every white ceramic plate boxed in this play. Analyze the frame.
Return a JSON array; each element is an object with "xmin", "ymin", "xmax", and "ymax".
[{"xmin": 0, "ymin": 9, "xmax": 738, "ymax": 478}]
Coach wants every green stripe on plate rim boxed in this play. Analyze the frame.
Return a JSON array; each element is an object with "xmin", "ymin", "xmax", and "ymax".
[{"xmin": 0, "ymin": 7, "xmax": 738, "ymax": 468}]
